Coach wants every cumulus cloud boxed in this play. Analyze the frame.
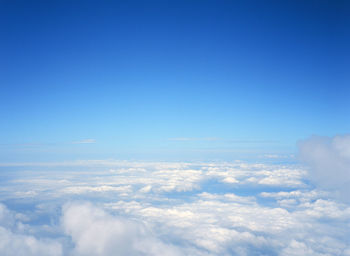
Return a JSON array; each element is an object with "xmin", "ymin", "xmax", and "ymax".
[
  {"xmin": 0, "ymin": 227, "xmax": 63, "ymax": 256},
  {"xmin": 298, "ymin": 134, "xmax": 350, "ymax": 201},
  {"xmin": 1, "ymin": 160, "xmax": 350, "ymax": 255},
  {"xmin": 1, "ymin": 162, "xmax": 307, "ymax": 203},
  {"xmin": 0, "ymin": 203, "xmax": 62, "ymax": 256},
  {"xmin": 61, "ymin": 202, "xmax": 181, "ymax": 256},
  {"xmin": 106, "ymin": 191, "xmax": 350, "ymax": 255}
]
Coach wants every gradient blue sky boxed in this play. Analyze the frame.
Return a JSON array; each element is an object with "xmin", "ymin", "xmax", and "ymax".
[{"xmin": 1, "ymin": 0, "xmax": 349, "ymax": 161}]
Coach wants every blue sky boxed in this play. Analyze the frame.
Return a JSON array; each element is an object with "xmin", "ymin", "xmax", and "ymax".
[
  {"xmin": 1, "ymin": 2, "xmax": 350, "ymax": 255},
  {"xmin": 1, "ymin": 0, "xmax": 349, "ymax": 162}
]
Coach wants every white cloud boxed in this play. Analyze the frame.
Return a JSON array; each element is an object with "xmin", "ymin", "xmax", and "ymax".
[
  {"xmin": 2, "ymin": 162, "xmax": 307, "ymax": 203},
  {"xmin": 61, "ymin": 185, "xmax": 132, "ymax": 195},
  {"xmin": 1, "ymin": 160, "xmax": 350, "ymax": 255},
  {"xmin": 72, "ymin": 139, "xmax": 96, "ymax": 144},
  {"xmin": 298, "ymin": 134, "xmax": 350, "ymax": 201},
  {"xmin": 168, "ymin": 137, "xmax": 219, "ymax": 141},
  {"xmin": 61, "ymin": 202, "xmax": 181, "ymax": 256},
  {"xmin": 106, "ymin": 190, "xmax": 350, "ymax": 255},
  {"xmin": 0, "ymin": 203, "xmax": 62, "ymax": 256},
  {"xmin": 261, "ymin": 154, "xmax": 295, "ymax": 159},
  {"xmin": 0, "ymin": 227, "xmax": 63, "ymax": 256}
]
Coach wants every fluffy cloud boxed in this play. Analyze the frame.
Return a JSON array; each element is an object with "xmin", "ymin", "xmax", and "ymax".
[
  {"xmin": 298, "ymin": 134, "xmax": 350, "ymax": 201},
  {"xmin": 106, "ymin": 193, "xmax": 350, "ymax": 255},
  {"xmin": 1, "ymin": 162, "xmax": 306, "ymax": 204},
  {"xmin": 0, "ymin": 203, "xmax": 62, "ymax": 256},
  {"xmin": 61, "ymin": 202, "xmax": 181, "ymax": 256},
  {"xmin": 0, "ymin": 160, "xmax": 350, "ymax": 255}
]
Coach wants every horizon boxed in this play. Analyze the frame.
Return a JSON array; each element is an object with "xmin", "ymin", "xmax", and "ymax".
[{"xmin": 1, "ymin": 1, "xmax": 350, "ymax": 255}]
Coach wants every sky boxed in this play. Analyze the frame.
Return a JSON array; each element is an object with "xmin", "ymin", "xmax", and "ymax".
[
  {"xmin": 1, "ymin": 1, "xmax": 350, "ymax": 255},
  {"xmin": 1, "ymin": 0, "xmax": 349, "ymax": 162}
]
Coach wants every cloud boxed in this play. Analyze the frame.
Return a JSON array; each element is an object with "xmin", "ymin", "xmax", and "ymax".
[
  {"xmin": 72, "ymin": 139, "xmax": 96, "ymax": 144},
  {"xmin": 261, "ymin": 154, "xmax": 295, "ymax": 159},
  {"xmin": 1, "ymin": 160, "xmax": 350, "ymax": 255},
  {"xmin": 298, "ymin": 134, "xmax": 350, "ymax": 201},
  {"xmin": 168, "ymin": 137, "xmax": 219, "ymax": 141},
  {"xmin": 167, "ymin": 138, "xmax": 279, "ymax": 144},
  {"xmin": 0, "ymin": 227, "xmax": 63, "ymax": 256},
  {"xmin": 61, "ymin": 185, "xmax": 132, "ymax": 195},
  {"xmin": 107, "ymin": 190, "xmax": 350, "ymax": 255},
  {"xmin": 0, "ymin": 203, "xmax": 62, "ymax": 256},
  {"xmin": 1, "ymin": 162, "xmax": 307, "ymax": 204},
  {"xmin": 61, "ymin": 202, "xmax": 181, "ymax": 256}
]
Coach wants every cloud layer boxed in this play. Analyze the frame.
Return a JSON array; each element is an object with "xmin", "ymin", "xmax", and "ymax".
[{"xmin": 0, "ymin": 159, "xmax": 349, "ymax": 255}]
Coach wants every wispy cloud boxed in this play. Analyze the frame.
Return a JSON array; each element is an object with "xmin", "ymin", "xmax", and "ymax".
[
  {"xmin": 226, "ymin": 139, "xmax": 280, "ymax": 144},
  {"xmin": 72, "ymin": 139, "xmax": 96, "ymax": 144},
  {"xmin": 0, "ymin": 142, "xmax": 58, "ymax": 147},
  {"xmin": 168, "ymin": 138, "xmax": 279, "ymax": 144},
  {"xmin": 260, "ymin": 154, "xmax": 295, "ymax": 159},
  {"xmin": 168, "ymin": 137, "xmax": 220, "ymax": 142}
]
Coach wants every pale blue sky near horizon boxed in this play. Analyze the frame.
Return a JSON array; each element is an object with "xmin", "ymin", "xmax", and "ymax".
[{"xmin": 1, "ymin": 0, "xmax": 349, "ymax": 162}]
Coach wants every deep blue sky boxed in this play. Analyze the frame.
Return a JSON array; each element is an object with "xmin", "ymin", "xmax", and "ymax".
[{"xmin": 1, "ymin": 0, "xmax": 349, "ymax": 161}]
